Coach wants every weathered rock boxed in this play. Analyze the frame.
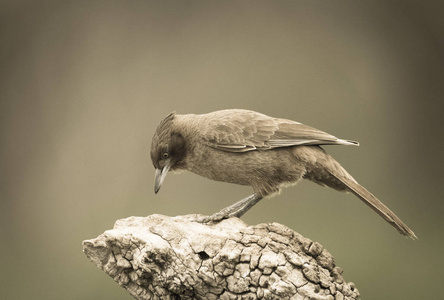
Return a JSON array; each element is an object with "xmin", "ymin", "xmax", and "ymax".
[{"xmin": 83, "ymin": 214, "xmax": 360, "ymax": 300}]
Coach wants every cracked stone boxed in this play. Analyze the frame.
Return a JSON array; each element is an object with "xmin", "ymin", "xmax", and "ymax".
[{"xmin": 83, "ymin": 214, "xmax": 360, "ymax": 300}]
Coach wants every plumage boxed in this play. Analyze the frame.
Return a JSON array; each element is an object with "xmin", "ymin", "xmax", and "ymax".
[
  {"xmin": 150, "ymin": 109, "xmax": 417, "ymax": 239},
  {"xmin": 199, "ymin": 109, "xmax": 358, "ymax": 152}
]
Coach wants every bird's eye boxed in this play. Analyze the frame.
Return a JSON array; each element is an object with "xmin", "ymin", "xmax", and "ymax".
[{"xmin": 162, "ymin": 152, "xmax": 169, "ymax": 159}]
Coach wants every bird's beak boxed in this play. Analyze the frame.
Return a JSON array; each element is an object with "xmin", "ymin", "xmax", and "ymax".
[{"xmin": 154, "ymin": 163, "xmax": 171, "ymax": 194}]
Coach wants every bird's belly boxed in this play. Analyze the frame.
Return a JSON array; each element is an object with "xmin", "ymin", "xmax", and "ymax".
[
  {"xmin": 189, "ymin": 155, "xmax": 252, "ymax": 185},
  {"xmin": 187, "ymin": 147, "xmax": 306, "ymax": 194}
]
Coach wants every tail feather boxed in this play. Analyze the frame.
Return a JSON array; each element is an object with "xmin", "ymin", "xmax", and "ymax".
[{"xmin": 328, "ymin": 171, "xmax": 417, "ymax": 239}]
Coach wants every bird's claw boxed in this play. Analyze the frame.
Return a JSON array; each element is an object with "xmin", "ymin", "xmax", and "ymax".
[{"xmin": 193, "ymin": 212, "xmax": 229, "ymax": 224}]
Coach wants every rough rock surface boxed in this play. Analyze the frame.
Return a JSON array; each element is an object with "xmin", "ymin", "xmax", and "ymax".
[{"xmin": 83, "ymin": 214, "xmax": 360, "ymax": 300}]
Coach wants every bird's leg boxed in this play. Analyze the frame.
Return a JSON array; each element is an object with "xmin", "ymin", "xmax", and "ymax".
[{"xmin": 196, "ymin": 194, "xmax": 263, "ymax": 223}]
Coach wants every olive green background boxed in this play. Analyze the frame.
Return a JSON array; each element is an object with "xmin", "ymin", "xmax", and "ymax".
[{"xmin": 1, "ymin": 1, "xmax": 443, "ymax": 299}]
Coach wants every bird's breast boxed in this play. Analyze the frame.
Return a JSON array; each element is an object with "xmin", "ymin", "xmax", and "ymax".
[
  {"xmin": 185, "ymin": 144, "xmax": 307, "ymax": 191},
  {"xmin": 186, "ymin": 145, "xmax": 252, "ymax": 185}
]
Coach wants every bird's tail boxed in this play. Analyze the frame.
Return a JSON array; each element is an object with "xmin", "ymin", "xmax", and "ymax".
[{"xmin": 328, "ymin": 170, "xmax": 417, "ymax": 239}]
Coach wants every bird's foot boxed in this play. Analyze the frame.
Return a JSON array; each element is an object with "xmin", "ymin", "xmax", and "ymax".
[
  {"xmin": 193, "ymin": 194, "xmax": 264, "ymax": 224},
  {"xmin": 194, "ymin": 211, "xmax": 230, "ymax": 224}
]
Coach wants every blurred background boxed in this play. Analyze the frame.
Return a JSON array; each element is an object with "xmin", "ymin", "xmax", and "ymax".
[{"xmin": 1, "ymin": 0, "xmax": 443, "ymax": 299}]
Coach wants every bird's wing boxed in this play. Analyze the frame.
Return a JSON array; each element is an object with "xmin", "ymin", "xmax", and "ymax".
[{"xmin": 200, "ymin": 109, "xmax": 358, "ymax": 152}]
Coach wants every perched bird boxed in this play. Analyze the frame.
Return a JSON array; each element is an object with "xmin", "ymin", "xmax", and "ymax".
[{"xmin": 150, "ymin": 109, "xmax": 417, "ymax": 239}]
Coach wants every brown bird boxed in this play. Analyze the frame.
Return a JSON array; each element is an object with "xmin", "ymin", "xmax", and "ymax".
[{"xmin": 150, "ymin": 109, "xmax": 417, "ymax": 239}]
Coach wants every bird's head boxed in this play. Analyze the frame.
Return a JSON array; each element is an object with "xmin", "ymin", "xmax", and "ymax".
[{"xmin": 150, "ymin": 112, "xmax": 187, "ymax": 193}]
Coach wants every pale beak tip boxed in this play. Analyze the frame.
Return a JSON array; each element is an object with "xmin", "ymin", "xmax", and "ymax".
[{"xmin": 154, "ymin": 165, "xmax": 169, "ymax": 195}]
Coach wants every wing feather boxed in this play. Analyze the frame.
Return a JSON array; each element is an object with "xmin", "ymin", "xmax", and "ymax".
[{"xmin": 200, "ymin": 109, "xmax": 358, "ymax": 152}]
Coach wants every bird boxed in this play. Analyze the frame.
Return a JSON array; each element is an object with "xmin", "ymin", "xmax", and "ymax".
[{"xmin": 150, "ymin": 109, "xmax": 417, "ymax": 239}]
